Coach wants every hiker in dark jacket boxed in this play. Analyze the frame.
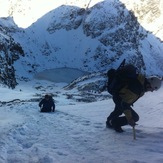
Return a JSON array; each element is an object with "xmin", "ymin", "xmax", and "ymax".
[
  {"xmin": 106, "ymin": 71, "xmax": 161, "ymax": 133},
  {"xmin": 39, "ymin": 94, "xmax": 55, "ymax": 112}
]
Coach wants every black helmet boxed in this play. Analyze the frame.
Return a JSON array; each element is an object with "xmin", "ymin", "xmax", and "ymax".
[{"xmin": 45, "ymin": 94, "xmax": 50, "ymax": 99}]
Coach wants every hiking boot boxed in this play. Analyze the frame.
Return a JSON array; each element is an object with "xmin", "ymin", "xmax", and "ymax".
[
  {"xmin": 114, "ymin": 126, "xmax": 124, "ymax": 133},
  {"xmin": 106, "ymin": 120, "xmax": 113, "ymax": 129},
  {"xmin": 111, "ymin": 120, "xmax": 124, "ymax": 133}
]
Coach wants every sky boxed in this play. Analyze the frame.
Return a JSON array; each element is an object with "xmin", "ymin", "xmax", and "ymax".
[{"xmin": 0, "ymin": 69, "xmax": 163, "ymax": 163}]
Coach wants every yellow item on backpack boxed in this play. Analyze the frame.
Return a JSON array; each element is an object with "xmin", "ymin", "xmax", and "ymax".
[{"xmin": 119, "ymin": 74, "xmax": 145, "ymax": 104}]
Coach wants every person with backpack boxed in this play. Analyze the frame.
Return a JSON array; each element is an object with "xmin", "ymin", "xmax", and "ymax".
[
  {"xmin": 39, "ymin": 94, "xmax": 55, "ymax": 112},
  {"xmin": 106, "ymin": 61, "xmax": 162, "ymax": 133}
]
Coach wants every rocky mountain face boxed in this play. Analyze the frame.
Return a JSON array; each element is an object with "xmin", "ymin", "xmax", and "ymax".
[
  {"xmin": 0, "ymin": 0, "xmax": 163, "ymax": 88},
  {"xmin": 122, "ymin": 0, "xmax": 163, "ymax": 41},
  {"xmin": 83, "ymin": 1, "xmax": 147, "ymax": 69},
  {"xmin": 0, "ymin": 17, "xmax": 24, "ymax": 88}
]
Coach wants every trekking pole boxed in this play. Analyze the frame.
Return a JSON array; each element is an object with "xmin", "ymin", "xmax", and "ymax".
[{"xmin": 132, "ymin": 126, "xmax": 136, "ymax": 140}]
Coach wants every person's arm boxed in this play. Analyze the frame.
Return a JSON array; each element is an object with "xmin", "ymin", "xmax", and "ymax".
[
  {"xmin": 52, "ymin": 102, "xmax": 55, "ymax": 112},
  {"xmin": 39, "ymin": 99, "xmax": 44, "ymax": 108}
]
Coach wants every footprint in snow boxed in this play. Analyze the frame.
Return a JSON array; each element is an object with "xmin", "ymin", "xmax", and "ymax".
[{"xmin": 93, "ymin": 122, "xmax": 103, "ymax": 129}]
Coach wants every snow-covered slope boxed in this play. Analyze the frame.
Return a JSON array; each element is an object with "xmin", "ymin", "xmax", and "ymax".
[
  {"xmin": 0, "ymin": 72, "xmax": 163, "ymax": 163},
  {"xmin": 0, "ymin": 0, "xmax": 163, "ymax": 88}
]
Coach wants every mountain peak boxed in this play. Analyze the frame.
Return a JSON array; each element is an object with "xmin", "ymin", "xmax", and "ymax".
[{"xmin": 0, "ymin": 0, "xmax": 163, "ymax": 88}]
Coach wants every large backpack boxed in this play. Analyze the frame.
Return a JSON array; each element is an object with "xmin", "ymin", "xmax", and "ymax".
[{"xmin": 107, "ymin": 61, "xmax": 142, "ymax": 95}]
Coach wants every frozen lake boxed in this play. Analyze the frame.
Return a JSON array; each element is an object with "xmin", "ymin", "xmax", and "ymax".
[{"xmin": 34, "ymin": 67, "xmax": 88, "ymax": 83}]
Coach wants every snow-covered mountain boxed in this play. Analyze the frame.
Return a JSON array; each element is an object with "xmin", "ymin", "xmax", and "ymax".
[
  {"xmin": 0, "ymin": 0, "xmax": 163, "ymax": 88},
  {"xmin": 0, "ymin": 2, "xmax": 163, "ymax": 162}
]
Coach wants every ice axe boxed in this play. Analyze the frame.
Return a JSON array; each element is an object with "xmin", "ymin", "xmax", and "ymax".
[
  {"xmin": 132, "ymin": 126, "xmax": 136, "ymax": 140},
  {"xmin": 132, "ymin": 124, "xmax": 138, "ymax": 140}
]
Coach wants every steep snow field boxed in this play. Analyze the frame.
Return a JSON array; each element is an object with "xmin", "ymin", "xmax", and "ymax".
[{"xmin": 0, "ymin": 69, "xmax": 163, "ymax": 163}]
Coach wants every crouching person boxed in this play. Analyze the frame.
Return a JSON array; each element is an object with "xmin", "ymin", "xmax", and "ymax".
[{"xmin": 39, "ymin": 94, "xmax": 55, "ymax": 112}]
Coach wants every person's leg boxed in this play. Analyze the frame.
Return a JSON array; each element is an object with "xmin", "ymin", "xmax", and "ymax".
[
  {"xmin": 40, "ymin": 108, "xmax": 51, "ymax": 112},
  {"xmin": 106, "ymin": 95, "xmax": 123, "ymax": 128},
  {"xmin": 110, "ymin": 101, "xmax": 130, "ymax": 132},
  {"xmin": 122, "ymin": 102, "xmax": 139, "ymax": 122},
  {"xmin": 131, "ymin": 109, "xmax": 139, "ymax": 122},
  {"xmin": 106, "ymin": 105, "xmax": 122, "ymax": 125},
  {"xmin": 111, "ymin": 108, "xmax": 139, "ymax": 132},
  {"xmin": 111, "ymin": 116, "xmax": 128, "ymax": 132}
]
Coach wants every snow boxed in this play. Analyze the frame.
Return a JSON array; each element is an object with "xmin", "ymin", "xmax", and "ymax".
[
  {"xmin": 0, "ymin": 69, "xmax": 163, "ymax": 163},
  {"xmin": 0, "ymin": 0, "xmax": 163, "ymax": 162}
]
